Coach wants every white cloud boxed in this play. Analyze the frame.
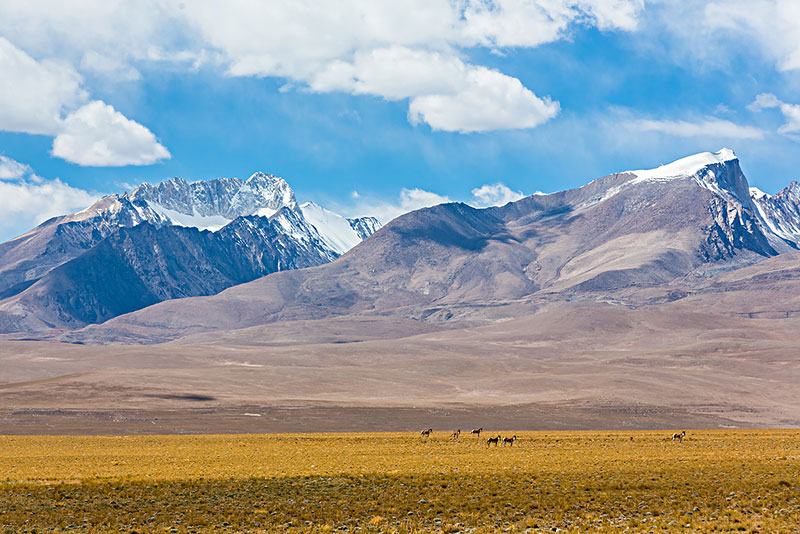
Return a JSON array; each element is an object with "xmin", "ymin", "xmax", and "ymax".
[
  {"xmin": 80, "ymin": 51, "xmax": 141, "ymax": 81},
  {"xmin": 182, "ymin": 1, "xmax": 631, "ymax": 132},
  {"xmin": 399, "ymin": 187, "xmax": 451, "ymax": 211},
  {"xmin": 0, "ymin": 1, "xmax": 644, "ymax": 134},
  {"xmin": 462, "ymin": 0, "xmax": 643, "ymax": 48},
  {"xmin": 748, "ymin": 93, "xmax": 800, "ymax": 139},
  {"xmin": 0, "ymin": 157, "xmax": 98, "ymax": 241},
  {"xmin": 51, "ymin": 101, "xmax": 171, "ymax": 166},
  {"xmin": 639, "ymin": 1, "xmax": 800, "ymax": 74},
  {"xmin": 408, "ymin": 67, "xmax": 559, "ymax": 132},
  {"xmin": 343, "ymin": 187, "xmax": 452, "ymax": 224},
  {"xmin": 0, "ymin": 37, "xmax": 85, "ymax": 135},
  {"xmin": 309, "ymin": 47, "xmax": 466, "ymax": 100},
  {"xmin": 628, "ymin": 117, "xmax": 765, "ymax": 139},
  {"xmin": 704, "ymin": 0, "xmax": 800, "ymax": 71},
  {"xmin": 748, "ymin": 92, "xmax": 782, "ymax": 112},
  {"xmin": 470, "ymin": 183, "xmax": 525, "ymax": 207},
  {"xmin": 0, "ymin": 38, "xmax": 171, "ymax": 166},
  {"xmin": 343, "ymin": 181, "xmax": 526, "ymax": 224},
  {"xmin": 311, "ymin": 47, "xmax": 560, "ymax": 132},
  {"xmin": 0, "ymin": 155, "xmax": 32, "ymax": 180}
]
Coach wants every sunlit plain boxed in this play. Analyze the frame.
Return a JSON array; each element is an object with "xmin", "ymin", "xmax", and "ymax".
[{"xmin": 1, "ymin": 430, "xmax": 798, "ymax": 532}]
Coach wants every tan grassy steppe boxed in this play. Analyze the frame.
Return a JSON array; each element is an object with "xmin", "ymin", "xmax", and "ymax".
[{"xmin": 0, "ymin": 430, "xmax": 799, "ymax": 533}]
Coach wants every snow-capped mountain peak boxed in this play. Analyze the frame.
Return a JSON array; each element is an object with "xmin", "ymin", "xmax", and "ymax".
[
  {"xmin": 750, "ymin": 186, "xmax": 770, "ymax": 200},
  {"xmin": 630, "ymin": 148, "xmax": 750, "ymax": 201},
  {"xmin": 576, "ymin": 148, "xmax": 748, "ymax": 213},
  {"xmin": 751, "ymin": 180, "xmax": 800, "ymax": 249},
  {"xmin": 630, "ymin": 148, "xmax": 737, "ymax": 183},
  {"xmin": 61, "ymin": 173, "xmax": 382, "ymax": 259},
  {"xmin": 230, "ymin": 172, "xmax": 297, "ymax": 218}
]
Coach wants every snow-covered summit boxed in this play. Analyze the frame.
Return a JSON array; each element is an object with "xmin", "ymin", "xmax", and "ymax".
[
  {"xmin": 60, "ymin": 173, "xmax": 382, "ymax": 256},
  {"xmin": 751, "ymin": 180, "xmax": 800, "ymax": 248},
  {"xmin": 128, "ymin": 172, "xmax": 297, "ymax": 223},
  {"xmin": 630, "ymin": 148, "xmax": 737, "ymax": 183},
  {"xmin": 576, "ymin": 148, "xmax": 747, "ymax": 212}
]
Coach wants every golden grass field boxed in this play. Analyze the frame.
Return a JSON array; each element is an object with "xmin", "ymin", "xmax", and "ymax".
[{"xmin": 0, "ymin": 430, "xmax": 798, "ymax": 533}]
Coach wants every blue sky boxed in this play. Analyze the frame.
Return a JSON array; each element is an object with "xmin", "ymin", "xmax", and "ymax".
[{"xmin": 2, "ymin": 1, "xmax": 800, "ymax": 241}]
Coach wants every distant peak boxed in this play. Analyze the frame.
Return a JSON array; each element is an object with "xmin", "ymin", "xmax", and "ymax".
[
  {"xmin": 750, "ymin": 186, "xmax": 770, "ymax": 200},
  {"xmin": 630, "ymin": 148, "xmax": 738, "ymax": 182},
  {"xmin": 246, "ymin": 171, "xmax": 286, "ymax": 184}
]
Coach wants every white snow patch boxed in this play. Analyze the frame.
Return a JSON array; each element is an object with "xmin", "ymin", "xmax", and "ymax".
[
  {"xmin": 255, "ymin": 207, "xmax": 278, "ymax": 218},
  {"xmin": 630, "ymin": 148, "xmax": 737, "ymax": 183},
  {"xmin": 749, "ymin": 186, "xmax": 770, "ymax": 200},
  {"xmin": 300, "ymin": 202, "xmax": 362, "ymax": 254},
  {"xmin": 149, "ymin": 203, "xmax": 231, "ymax": 231},
  {"xmin": 272, "ymin": 210, "xmax": 316, "ymax": 244}
]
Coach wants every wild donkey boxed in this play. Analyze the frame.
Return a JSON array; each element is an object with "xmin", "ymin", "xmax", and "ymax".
[{"xmin": 487, "ymin": 435, "xmax": 502, "ymax": 447}]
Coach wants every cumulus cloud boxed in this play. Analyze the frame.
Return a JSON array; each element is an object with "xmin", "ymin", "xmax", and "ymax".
[
  {"xmin": 748, "ymin": 93, "xmax": 800, "ymax": 139},
  {"xmin": 0, "ymin": 37, "xmax": 85, "ymax": 135},
  {"xmin": 408, "ymin": 67, "xmax": 559, "ymax": 132},
  {"xmin": 748, "ymin": 92, "xmax": 782, "ymax": 112},
  {"xmin": 0, "ymin": 38, "xmax": 170, "ymax": 166},
  {"xmin": 628, "ymin": 117, "xmax": 765, "ymax": 139},
  {"xmin": 462, "ymin": 0, "xmax": 642, "ymax": 48},
  {"xmin": 0, "ymin": 1, "xmax": 645, "ymax": 134},
  {"xmin": 0, "ymin": 156, "xmax": 98, "ymax": 241},
  {"xmin": 311, "ymin": 47, "xmax": 559, "ymax": 132},
  {"xmin": 470, "ymin": 183, "xmax": 525, "ymax": 207},
  {"xmin": 51, "ymin": 101, "xmax": 170, "ymax": 166}
]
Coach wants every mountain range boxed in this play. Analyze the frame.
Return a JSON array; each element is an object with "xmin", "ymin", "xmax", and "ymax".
[
  {"xmin": 16, "ymin": 147, "xmax": 798, "ymax": 343},
  {"xmin": 0, "ymin": 172, "xmax": 380, "ymax": 332},
  {"xmin": 2, "ymin": 148, "xmax": 800, "ymax": 431}
]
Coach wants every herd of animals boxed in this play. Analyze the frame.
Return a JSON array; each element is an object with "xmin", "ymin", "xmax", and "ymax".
[{"xmin": 420, "ymin": 428, "xmax": 689, "ymax": 446}]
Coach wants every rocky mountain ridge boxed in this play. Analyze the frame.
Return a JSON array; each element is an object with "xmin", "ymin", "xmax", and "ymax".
[
  {"xmin": 0, "ymin": 173, "xmax": 381, "ymax": 332},
  {"xmin": 40, "ymin": 148, "xmax": 800, "ymax": 344}
]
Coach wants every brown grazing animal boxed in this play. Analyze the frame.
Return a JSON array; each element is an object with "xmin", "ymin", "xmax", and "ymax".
[
  {"xmin": 487, "ymin": 435, "xmax": 501, "ymax": 447},
  {"xmin": 450, "ymin": 429, "xmax": 461, "ymax": 440},
  {"xmin": 421, "ymin": 428, "xmax": 433, "ymax": 437},
  {"xmin": 502, "ymin": 435, "xmax": 517, "ymax": 447},
  {"xmin": 672, "ymin": 430, "xmax": 686, "ymax": 443},
  {"xmin": 471, "ymin": 427, "xmax": 483, "ymax": 436}
]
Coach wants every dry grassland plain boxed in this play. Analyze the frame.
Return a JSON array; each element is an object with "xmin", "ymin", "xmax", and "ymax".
[{"xmin": 1, "ymin": 430, "xmax": 799, "ymax": 533}]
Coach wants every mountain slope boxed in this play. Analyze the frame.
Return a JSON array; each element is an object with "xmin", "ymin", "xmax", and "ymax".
[
  {"xmin": 0, "ymin": 172, "xmax": 380, "ymax": 302},
  {"xmin": 0, "ymin": 173, "xmax": 381, "ymax": 333},
  {"xmin": 60, "ymin": 148, "xmax": 795, "ymax": 344},
  {"xmin": 751, "ymin": 181, "xmax": 800, "ymax": 248},
  {"xmin": 0, "ymin": 211, "xmax": 340, "ymax": 332}
]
